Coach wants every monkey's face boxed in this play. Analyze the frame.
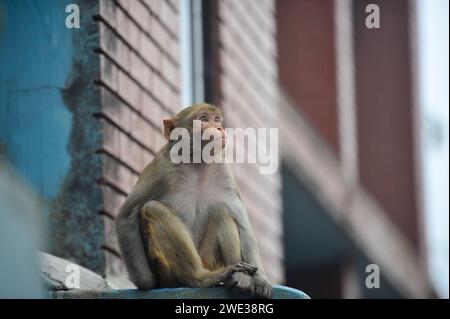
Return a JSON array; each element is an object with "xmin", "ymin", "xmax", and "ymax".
[
  {"xmin": 163, "ymin": 104, "xmax": 227, "ymax": 160},
  {"xmin": 193, "ymin": 111, "xmax": 226, "ymax": 150}
]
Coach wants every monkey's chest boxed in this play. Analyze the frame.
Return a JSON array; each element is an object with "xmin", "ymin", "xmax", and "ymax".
[
  {"xmin": 160, "ymin": 176, "xmax": 235, "ymax": 245},
  {"xmin": 162, "ymin": 184, "xmax": 230, "ymax": 223}
]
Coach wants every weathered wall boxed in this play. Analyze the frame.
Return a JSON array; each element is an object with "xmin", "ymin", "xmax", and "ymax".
[
  {"xmin": 0, "ymin": 0, "xmax": 75, "ymax": 206},
  {"xmin": 215, "ymin": 0, "xmax": 284, "ymax": 283},
  {"xmin": 96, "ymin": 0, "xmax": 181, "ymax": 280},
  {"xmin": 0, "ymin": 0, "xmax": 105, "ymax": 273},
  {"xmin": 51, "ymin": 0, "xmax": 104, "ymax": 273}
]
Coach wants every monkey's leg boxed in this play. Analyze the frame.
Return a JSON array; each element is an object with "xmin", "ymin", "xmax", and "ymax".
[
  {"xmin": 199, "ymin": 205, "xmax": 256, "ymax": 293},
  {"xmin": 199, "ymin": 205, "xmax": 242, "ymax": 270},
  {"xmin": 139, "ymin": 200, "xmax": 257, "ymax": 288}
]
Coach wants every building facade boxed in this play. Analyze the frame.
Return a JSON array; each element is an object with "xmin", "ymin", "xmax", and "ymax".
[{"xmin": 0, "ymin": 0, "xmax": 435, "ymax": 297}]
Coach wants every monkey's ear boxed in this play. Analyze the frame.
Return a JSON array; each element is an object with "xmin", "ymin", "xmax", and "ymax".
[{"xmin": 163, "ymin": 118, "xmax": 174, "ymax": 140}]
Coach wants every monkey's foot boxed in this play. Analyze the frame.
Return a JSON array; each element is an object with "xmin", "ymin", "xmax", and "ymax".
[
  {"xmin": 223, "ymin": 272, "xmax": 272, "ymax": 298},
  {"xmin": 223, "ymin": 272, "xmax": 252, "ymax": 292},
  {"xmin": 251, "ymin": 275, "xmax": 273, "ymax": 299}
]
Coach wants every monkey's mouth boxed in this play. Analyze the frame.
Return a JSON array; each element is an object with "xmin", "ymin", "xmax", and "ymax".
[
  {"xmin": 210, "ymin": 136, "xmax": 226, "ymax": 142},
  {"xmin": 218, "ymin": 137, "xmax": 227, "ymax": 144},
  {"xmin": 212, "ymin": 137, "xmax": 227, "ymax": 149}
]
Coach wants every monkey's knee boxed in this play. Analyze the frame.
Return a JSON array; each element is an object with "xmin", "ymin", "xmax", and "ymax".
[
  {"xmin": 140, "ymin": 200, "xmax": 167, "ymax": 219},
  {"xmin": 139, "ymin": 200, "xmax": 169, "ymax": 245}
]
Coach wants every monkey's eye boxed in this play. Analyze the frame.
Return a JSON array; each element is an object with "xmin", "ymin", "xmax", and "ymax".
[{"xmin": 199, "ymin": 115, "xmax": 209, "ymax": 122}]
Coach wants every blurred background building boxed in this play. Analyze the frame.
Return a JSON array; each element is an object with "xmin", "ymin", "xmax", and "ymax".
[{"xmin": 0, "ymin": 0, "xmax": 448, "ymax": 298}]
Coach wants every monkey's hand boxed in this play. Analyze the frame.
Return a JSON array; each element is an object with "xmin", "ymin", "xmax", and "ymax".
[{"xmin": 224, "ymin": 262, "xmax": 258, "ymax": 277}]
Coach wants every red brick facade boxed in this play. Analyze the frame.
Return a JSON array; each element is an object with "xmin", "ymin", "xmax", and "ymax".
[
  {"xmin": 353, "ymin": 0, "xmax": 420, "ymax": 249},
  {"xmin": 96, "ymin": 0, "xmax": 181, "ymax": 280},
  {"xmin": 277, "ymin": 0, "xmax": 339, "ymax": 156}
]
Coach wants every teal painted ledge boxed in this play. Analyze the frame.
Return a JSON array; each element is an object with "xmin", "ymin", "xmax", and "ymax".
[{"xmin": 51, "ymin": 285, "xmax": 310, "ymax": 299}]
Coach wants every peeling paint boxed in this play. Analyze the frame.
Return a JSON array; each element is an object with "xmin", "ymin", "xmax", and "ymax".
[{"xmin": 49, "ymin": 0, "xmax": 105, "ymax": 274}]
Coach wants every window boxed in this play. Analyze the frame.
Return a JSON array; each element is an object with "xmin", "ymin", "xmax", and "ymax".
[{"xmin": 180, "ymin": 0, "xmax": 205, "ymax": 107}]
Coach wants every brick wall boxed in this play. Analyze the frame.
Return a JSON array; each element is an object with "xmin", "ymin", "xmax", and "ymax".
[
  {"xmin": 95, "ymin": 0, "xmax": 181, "ymax": 281},
  {"xmin": 216, "ymin": 0, "xmax": 284, "ymax": 284}
]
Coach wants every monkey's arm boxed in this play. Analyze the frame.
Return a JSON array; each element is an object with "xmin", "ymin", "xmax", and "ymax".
[
  {"xmin": 237, "ymin": 210, "xmax": 266, "ymax": 275},
  {"xmin": 226, "ymin": 168, "xmax": 268, "ymax": 276},
  {"xmin": 230, "ymin": 198, "xmax": 273, "ymax": 298}
]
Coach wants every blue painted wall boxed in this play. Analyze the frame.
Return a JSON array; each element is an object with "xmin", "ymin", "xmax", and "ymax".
[
  {"xmin": 0, "ymin": 0, "xmax": 106, "ymax": 274},
  {"xmin": 0, "ymin": 0, "xmax": 74, "ymax": 205}
]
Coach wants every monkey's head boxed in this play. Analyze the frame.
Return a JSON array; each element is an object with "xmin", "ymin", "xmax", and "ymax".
[{"xmin": 163, "ymin": 103, "xmax": 226, "ymax": 151}]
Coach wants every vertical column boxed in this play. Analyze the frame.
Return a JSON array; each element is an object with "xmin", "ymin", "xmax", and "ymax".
[{"xmin": 335, "ymin": 0, "xmax": 358, "ymax": 184}]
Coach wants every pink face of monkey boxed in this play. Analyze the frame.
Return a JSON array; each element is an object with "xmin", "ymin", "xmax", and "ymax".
[{"xmin": 194, "ymin": 111, "xmax": 227, "ymax": 149}]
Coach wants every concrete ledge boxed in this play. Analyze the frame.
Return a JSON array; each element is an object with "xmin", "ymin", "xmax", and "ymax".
[
  {"xmin": 51, "ymin": 285, "xmax": 310, "ymax": 299},
  {"xmin": 39, "ymin": 252, "xmax": 309, "ymax": 299},
  {"xmin": 39, "ymin": 252, "xmax": 111, "ymax": 291}
]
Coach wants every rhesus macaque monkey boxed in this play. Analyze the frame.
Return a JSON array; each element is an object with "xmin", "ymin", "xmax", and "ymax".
[{"xmin": 116, "ymin": 103, "xmax": 273, "ymax": 298}]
